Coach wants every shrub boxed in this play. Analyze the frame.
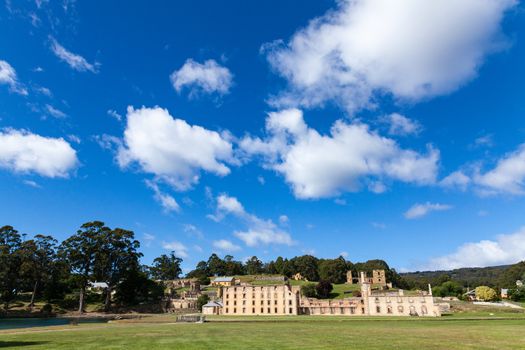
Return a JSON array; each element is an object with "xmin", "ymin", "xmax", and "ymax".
[
  {"xmin": 197, "ymin": 294, "xmax": 210, "ymax": 311},
  {"xmin": 301, "ymin": 284, "xmax": 317, "ymax": 298},
  {"xmin": 509, "ymin": 288, "xmax": 525, "ymax": 302},
  {"xmin": 315, "ymin": 280, "xmax": 333, "ymax": 299},
  {"xmin": 41, "ymin": 303, "xmax": 53, "ymax": 315},
  {"xmin": 198, "ymin": 275, "xmax": 211, "ymax": 286},
  {"xmin": 475, "ymin": 286, "xmax": 497, "ymax": 301}
]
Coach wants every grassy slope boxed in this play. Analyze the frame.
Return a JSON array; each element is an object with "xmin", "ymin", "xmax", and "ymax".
[{"xmin": 1, "ymin": 316, "xmax": 525, "ymax": 350}]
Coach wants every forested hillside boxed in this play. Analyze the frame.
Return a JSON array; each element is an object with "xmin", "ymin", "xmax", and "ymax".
[{"xmin": 401, "ymin": 262, "xmax": 525, "ymax": 290}]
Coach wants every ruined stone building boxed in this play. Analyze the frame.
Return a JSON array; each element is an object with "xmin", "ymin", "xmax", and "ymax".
[
  {"xmin": 300, "ymin": 281, "xmax": 439, "ymax": 317},
  {"xmin": 346, "ymin": 269, "xmax": 389, "ymax": 287},
  {"xmin": 166, "ymin": 280, "xmax": 201, "ymax": 311}
]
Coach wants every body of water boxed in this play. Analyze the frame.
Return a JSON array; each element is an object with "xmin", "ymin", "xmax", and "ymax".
[{"xmin": 0, "ymin": 317, "xmax": 110, "ymax": 330}]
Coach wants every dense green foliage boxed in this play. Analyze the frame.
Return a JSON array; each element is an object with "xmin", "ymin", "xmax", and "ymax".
[
  {"xmin": 300, "ymin": 283, "xmax": 317, "ymax": 298},
  {"xmin": 150, "ymin": 253, "xmax": 183, "ymax": 280},
  {"xmin": 196, "ymin": 294, "xmax": 210, "ymax": 310},
  {"xmin": 315, "ymin": 280, "xmax": 333, "ymax": 299},
  {"xmin": 0, "ymin": 223, "xmax": 161, "ymax": 314},
  {"xmin": 432, "ymin": 281, "xmax": 464, "ymax": 298},
  {"xmin": 187, "ymin": 254, "xmax": 406, "ymax": 290},
  {"xmin": 401, "ymin": 261, "xmax": 525, "ymax": 296},
  {"xmin": 508, "ymin": 287, "xmax": 525, "ymax": 301}
]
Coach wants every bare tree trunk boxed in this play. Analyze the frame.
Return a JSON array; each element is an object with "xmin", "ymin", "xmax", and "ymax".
[
  {"xmin": 29, "ymin": 280, "xmax": 38, "ymax": 309},
  {"xmin": 78, "ymin": 286, "xmax": 85, "ymax": 314},
  {"xmin": 104, "ymin": 285, "xmax": 112, "ymax": 312}
]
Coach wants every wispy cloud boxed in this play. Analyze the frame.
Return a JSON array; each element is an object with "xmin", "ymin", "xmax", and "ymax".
[
  {"xmin": 404, "ymin": 202, "xmax": 452, "ymax": 219},
  {"xmin": 145, "ymin": 180, "xmax": 180, "ymax": 213},
  {"xmin": 0, "ymin": 60, "xmax": 28, "ymax": 95},
  {"xmin": 213, "ymin": 239, "xmax": 241, "ymax": 252},
  {"xmin": 107, "ymin": 109, "xmax": 122, "ymax": 121},
  {"xmin": 183, "ymin": 224, "xmax": 204, "ymax": 239},
  {"xmin": 162, "ymin": 240, "xmax": 188, "ymax": 258},
  {"xmin": 49, "ymin": 36, "xmax": 99, "ymax": 73},
  {"xmin": 23, "ymin": 180, "xmax": 41, "ymax": 188},
  {"xmin": 45, "ymin": 104, "xmax": 67, "ymax": 118},
  {"xmin": 210, "ymin": 193, "xmax": 294, "ymax": 247}
]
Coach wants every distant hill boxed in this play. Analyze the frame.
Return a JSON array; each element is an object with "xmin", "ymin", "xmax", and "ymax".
[{"xmin": 400, "ymin": 263, "xmax": 524, "ymax": 289}]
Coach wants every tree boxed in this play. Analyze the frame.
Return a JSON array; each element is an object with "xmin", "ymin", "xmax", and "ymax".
[
  {"xmin": 475, "ymin": 286, "xmax": 497, "ymax": 301},
  {"xmin": 197, "ymin": 294, "xmax": 210, "ymax": 311},
  {"xmin": 318, "ymin": 257, "xmax": 347, "ymax": 284},
  {"xmin": 291, "ymin": 255, "xmax": 319, "ymax": 281},
  {"xmin": 150, "ymin": 252, "xmax": 182, "ymax": 281},
  {"xmin": 245, "ymin": 256, "xmax": 264, "ymax": 275},
  {"xmin": 498, "ymin": 261, "xmax": 525, "ymax": 288},
  {"xmin": 187, "ymin": 260, "xmax": 210, "ymax": 285},
  {"xmin": 316, "ymin": 280, "xmax": 333, "ymax": 299},
  {"xmin": 0, "ymin": 226, "xmax": 22, "ymax": 311},
  {"xmin": 19, "ymin": 235, "xmax": 58, "ymax": 309},
  {"xmin": 433, "ymin": 281, "xmax": 463, "ymax": 298},
  {"xmin": 301, "ymin": 284, "xmax": 317, "ymax": 298},
  {"xmin": 508, "ymin": 287, "xmax": 525, "ymax": 302},
  {"xmin": 223, "ymin": 255, "xmax": 245, "ymax": 276},
  {"xmin": 115, "ymin": 266, "xmax": 163, "ymax": 306},
  {"xmin": 207, "ymin": 254, "xmax": 226, "ymax": 276},
  {"xmin": 59, "ymin": 221, "xmax": 110, "ymax": 313},
  {"xmin": 274, "ymin": 257, "xmax": 285, "ymax": 275},
  {"xmin": 93, "ymin": 228, "xmax": 142, "ymax": 311}
]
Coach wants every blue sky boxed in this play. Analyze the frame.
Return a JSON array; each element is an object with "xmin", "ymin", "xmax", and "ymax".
[{"xmin": 1, "ymin": 0, "xmax": 525, "ymax": 273}]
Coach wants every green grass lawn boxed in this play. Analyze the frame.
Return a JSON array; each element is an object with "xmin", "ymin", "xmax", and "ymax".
[{"xmin": 1, "ymin": 316, "xmax": 524, "ymax": 349}]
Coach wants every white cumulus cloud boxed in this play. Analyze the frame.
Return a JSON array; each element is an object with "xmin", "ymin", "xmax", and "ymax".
[
  {"xmin": 443, "ymin": 143, "xmax": 525, "ymax": 195},
  {"xmin": 170, "ymin": 59, "xmax": 233, "ymax": 97},
  {"xmin": 474, "ymin": 144, "xmax": 525, "ymax": 195},
  {"xmin": 423, "ymin": 227, "xmax": 525, "ymax": 270},
  {"xmin": 0, "ymin": 128, "xmax": 78, "ymax": 177},
  {"xmin": 116, "ymin": 106, "xmax": 236, "ymax": 191},
  {"xmin": 241, "ymin": 109, "xmax": 439, "ymax": 199},
  {"xmin": 263, "ymin": 0, "xmax": 517, "ymax": 113},
  {"xmin": 404, "ymin": 202, "xmax": 452, "ymax": 219}
]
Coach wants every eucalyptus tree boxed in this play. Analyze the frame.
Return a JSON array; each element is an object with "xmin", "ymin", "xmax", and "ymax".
[
  {"xmin": 59, "ymin": 221, "xmax": 110, "ymax": 313},
  {"xmin": 0, "ymin": 226, "xmax": 22, "ymax": 311},
  {"xmin": 150, "ymin": 252, "xmax": 183, "ymax": 281},
  {"xmin": 93, "ymin": 228, "xmax": 142, "ymax": 311},
  {"xmin": 245, "ymin": 256, "xmax": 264, "ymax": 275},
  {"xmin": 19, "ymin": 235, "xmax": 58, "ymax": 308}
]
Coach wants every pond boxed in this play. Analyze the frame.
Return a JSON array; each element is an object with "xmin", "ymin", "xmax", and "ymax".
[{"xmin": 0, "ymin": 317, "xmax": 110, "ymax": 330}]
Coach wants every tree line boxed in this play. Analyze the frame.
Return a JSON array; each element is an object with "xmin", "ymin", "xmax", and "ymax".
[
  {"xmin": 401, "ymin": 262, "xmax": 525, "ymax": 292},
  {"xmin": 186, "ymin": 254, "xmax": 407, "ymax": 287},
  {"xmin": 0, "ymin": 222, "xmax": 178, "ymax": 313}
]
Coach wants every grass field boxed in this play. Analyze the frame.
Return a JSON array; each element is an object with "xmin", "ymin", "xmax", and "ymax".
[{"xmin": 1, "ymin": 315, "xmax": 525, "ymax": 349}]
